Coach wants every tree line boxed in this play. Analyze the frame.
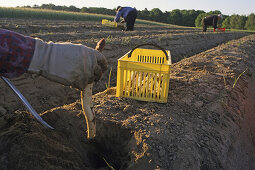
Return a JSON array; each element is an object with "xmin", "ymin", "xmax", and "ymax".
[{"xmin": 21, "ymin": 4, "xmax": 255, "ymax": 30}]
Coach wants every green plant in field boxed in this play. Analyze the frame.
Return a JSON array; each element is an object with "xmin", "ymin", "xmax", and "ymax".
[
  {"xmin": 232, "ymin": 68, "xmax": 248, "ymax": 88},
  {"xmin": 46, "ymin": 32, "xmax": 54, "ymax": 35},
  {"xmin": 121, "ymin": 37, "xmax": 131, "ymax": 45},
  {"xmin": 236, "ymin": 41, "xmax": 242, "ymax": 47},
  {"xmin": 226, "ymin": 41, "xmax": 232, "ymax": 45},
  {"xmin": 106, "ymin": 35, "xmax": 113, "ymax": 43},
  {"xmin": 105, "ymin": 67, "xmax": 112, "ymax": 89}
]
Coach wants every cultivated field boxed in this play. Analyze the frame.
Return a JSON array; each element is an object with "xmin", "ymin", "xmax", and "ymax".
[{"xmin": 0, "ymin": 18, "xmax": 254, "ymax": 169}]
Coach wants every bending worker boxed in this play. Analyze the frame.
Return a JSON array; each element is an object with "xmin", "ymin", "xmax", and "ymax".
[
  {"xmin": 114, "ymin": 6, "xmax": 137, "ymax": 31},
  {"xmin": 202, "ymin": 14, "xmax": 223, "ymax": 32}
]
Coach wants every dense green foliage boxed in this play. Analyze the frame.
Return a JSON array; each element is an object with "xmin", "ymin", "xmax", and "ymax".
[
  {"xmin": 229, "ymin": 15, "xmax": 247, "ymax": 30},
  {"xmin": 222, "ymin": 17, "xmax": 230, "ymax": 29},
  {"xmin": 245, "ymin": 13, "xmax": 255, "ymax": 30},
  {"xmin": 1, "ymin": 4, "xmax": 255, "ymax": 30}
]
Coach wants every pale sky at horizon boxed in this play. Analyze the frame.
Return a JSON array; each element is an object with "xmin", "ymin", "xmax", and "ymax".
[{"xmin": 0, "ymin": 0, "xmax": 254, "ymax": 16}]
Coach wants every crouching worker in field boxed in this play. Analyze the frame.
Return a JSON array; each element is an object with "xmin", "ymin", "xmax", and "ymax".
[
  {"xmin": 0, "ymin": 29, "xmax": 108, "ymax": 139},
  {"xmin": 202, "ymin": 14, "xmax": 223, "ymax": 32},
  {"xmin": 114, "ymin": 6, "xmax": 137, "ymax": 31}
]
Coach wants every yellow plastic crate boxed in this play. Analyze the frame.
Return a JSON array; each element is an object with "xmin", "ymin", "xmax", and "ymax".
[
  {"xmin": 102, "ymin": 19, "xmax": 117, "ymax": 28},
  {"xmin": 116, "ymin": 44, "xmax": 171, "ymax": 103}
]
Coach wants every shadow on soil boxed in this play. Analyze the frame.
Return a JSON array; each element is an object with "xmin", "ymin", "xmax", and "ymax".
[
  {"xmin": 86, "ymin": 121, "xmax": 133, "ymax": 169},
  {"xmin": 44, "ymin": 107, "xmax": 135, "ymax": 170}
]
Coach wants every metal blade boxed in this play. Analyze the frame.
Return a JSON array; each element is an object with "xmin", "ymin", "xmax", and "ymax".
[{"xmin": 1, "ymin": 76, "xmax": 54, "ymax": 129}]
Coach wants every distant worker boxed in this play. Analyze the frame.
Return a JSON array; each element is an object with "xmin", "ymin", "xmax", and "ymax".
[
  {"xmin": 202, "ymin": 14, "xmax": 223, "ymax": 32},
  {"xmin": 114, "ymin": 6, "xmax": 137, "ymax": 31}
]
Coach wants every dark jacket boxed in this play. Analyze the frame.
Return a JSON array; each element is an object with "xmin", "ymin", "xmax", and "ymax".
[
  {"xmin": 114, "ymin": 7, "xmax": 137, "ymax": 22},
  {"xmin": 203, "ymin": 15, "xmax": 219, "ymax": 29}
]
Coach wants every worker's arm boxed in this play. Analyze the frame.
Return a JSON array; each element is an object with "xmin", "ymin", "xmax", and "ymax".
[{"xmin": 114, "ymin": 11, "xmax": 122, "ymax": 22}]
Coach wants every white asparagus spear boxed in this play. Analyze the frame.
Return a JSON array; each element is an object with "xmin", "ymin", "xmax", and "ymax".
[
  {"xmin": 81, "ymin": 83, "xmax": 96, "ymax": 139},
  {"xmin": 80, "ymin": 38, "xmax": 105, "ymax": 139}
]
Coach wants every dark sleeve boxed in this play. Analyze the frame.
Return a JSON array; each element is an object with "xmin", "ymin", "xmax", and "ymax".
[
  {"xmin": 114, "ymin": 11, "xmax": 122, "ymax": 22},
  {"xmin": 213, "ymin": 16, "xmax": 218, "ymax": 29},
  {"xmin": 0, "ymin": 29, "xmax": 35, "ymax": 78}
]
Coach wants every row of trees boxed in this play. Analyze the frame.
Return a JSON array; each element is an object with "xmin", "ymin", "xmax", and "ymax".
[
  {"xmin": 223, "ymin": 14, "xmax": 255, "ymax": 30},
  {"xmin": 138, "ymin": 8, "xmax": 205, "ymax": 27},
  {"xmin": 21, "ymin": 4, "xmax": 255, "ymax": 30}
]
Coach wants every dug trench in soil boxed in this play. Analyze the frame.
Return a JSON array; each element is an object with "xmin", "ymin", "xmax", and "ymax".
[{"xmin": 0, "ymin": 102, "xmax": 137, "ymax": 169}]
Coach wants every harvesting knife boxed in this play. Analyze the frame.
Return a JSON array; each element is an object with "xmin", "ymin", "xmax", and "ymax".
[{"xmin": 1, "ymin": 76, "xmax": 54, "ymax": 129}]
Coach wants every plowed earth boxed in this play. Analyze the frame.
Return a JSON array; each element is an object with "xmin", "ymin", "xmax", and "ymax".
[{"xmin": 0, "ymin": 18, "xmax": 254, "ymax": 170}]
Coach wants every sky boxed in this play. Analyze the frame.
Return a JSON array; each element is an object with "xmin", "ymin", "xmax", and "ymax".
[{"xmin": 0, "ymin": 0, "xmax": 254, "ymax": 16}]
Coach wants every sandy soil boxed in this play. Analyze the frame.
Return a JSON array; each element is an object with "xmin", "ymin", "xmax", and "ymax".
[{"xmin": 0, "ymin": 18, "xmax": 254, "ymax": 169}]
